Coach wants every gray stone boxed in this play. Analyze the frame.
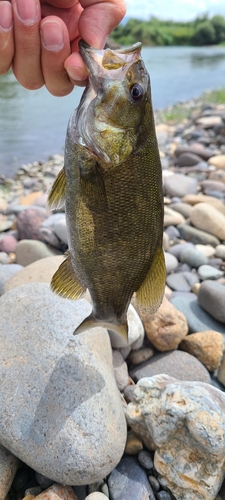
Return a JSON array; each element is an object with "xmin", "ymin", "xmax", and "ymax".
[
  {"xmin": 112, "ymin": 350, "xmax": 129, "ymax": 391},
  {"xmin": 108, "ymin": 456, "xmax": 155, "ymax": 500},
  {"xmin": 198, "ymin": 280, "xmax": 225, "ymax": 323},
  {"xmin": 166, "ymin": 271, "xmax": 199, "ymax": 292},
  {"xmin": 176, "ymin": 152, "xmax": 203, "ymax": 167},
  {"xmin": 180, "ymin": 247, "xmax": 208, "ymax": 268},
  {"xmin": 127, "ymin": 375, "xmax": 225, "ymax": 500},
  {"xmin": 129, "ymin": 350, "xmax": 211, "ymax": 384},
  {"xmin": 197, "ymin": 264, "xmax": 224, "ymax": 280},
  {"xmin": 215, "ymin": 244, "xmax": 225, "ymax": 260},
  {"xmin": 164, "ymin": 173, "xmax": 198, "ymax": 198},
  {"xmin": 0, "ymin": 444, "xmax": 19, "ymax": 499},
  {"xmin": 167, "ymin": 242, "xmax": 194, "ymax": 259},
  {"xmin": 156, "ymin": 492, "xmax": 171, "ymax": 500},
  {"xmin": 35, "ymin": 471, "xmax": 54, "ymax": 488},
  {"xmin": 171, "ymin": 296, "xmax": 225, "ymax": 335},
  {"xmin": 149, "ymin": 475, "xmax": 160, "ymax": 493},
  {"xmin": 164, "ymin": 252, "xmax": 178, "ymax": 273},
  {"xmin": 177, "ymin": 224, "xmax": 220, "ymax": 246},
  {"xmin": 54, "ymin": 216, "xmax": 68, "ymax": 245},
  {"xmin": 0, "ymin": 283, "xmax": 127, "ymax": 485},
  {"xmin": 137, "ymin": 450, "xmax": 154, "ymax": 470},
  {"xmin": 15, "ymin": 239, "xmax": 62, "ymax": 266},
  {"xmin": 170, "ymin": 201, "xmax": 192, "ymax": 218},
  {"xmin": 0, "ymin": 263, "xmax": 23, "ymax": 295},
  {"xmin": 72, "ymin": 485, "xmax": 88, "ymax": 500},
  {"xmin": 108, "ymin": 304, "xmax": 144, "ymax": 350},
  {"xmin": 164, "ymin": 206, "xmax": 185, "ymax": 227}
]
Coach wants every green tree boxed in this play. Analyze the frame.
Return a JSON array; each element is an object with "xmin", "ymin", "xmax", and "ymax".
[
  {"xmin": 211, "ymin": 15, "xmax": 225, "ymax": 43},
  {"xmin": 192, "ymin": 20, "xmax": 216, "ymax": 45}
]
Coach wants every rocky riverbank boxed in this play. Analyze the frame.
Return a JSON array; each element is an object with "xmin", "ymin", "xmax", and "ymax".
[{"xmin": 1, "ymin": 93, "xmax": 225, "ymax": 500}]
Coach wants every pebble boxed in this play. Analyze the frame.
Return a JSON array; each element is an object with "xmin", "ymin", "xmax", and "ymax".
[
  {"xmin": 54, "ymin": 215, "xmax": 68, "ymax": 245},
  {"xmin": 164, "ymin": 206, "xmax": 185, "ymax": 226},
  {"xmin": 0, "ymin": 283, "xmax": 127, "ymax": 485},
  {"xmin": 166, "ymin": 271, "xmax": 199, "ymax": 292},
  {"xmin": 164, "ymin": 251, "xmax": 178, "ymax": 273},
  {"xmin": 176, "ymin": 151, "xmax": 203, "ymax": 167},
  {"xmin": 209, "ymin": 154, "xmax": 225, "ymax": 169},
  {"xmin": 108, "ymin": 456, "xmax": 156, "ymax": 500},
  {"xmin": 177, "ymin": 223, "xmax": 220, "ymax": 246},
  {"xmin": 85, "ymin": 494, "xmax": 108, "ymax": 500},
  {"xmin": 170, "ymin": 201, "xmax": 192, "ymax": 218},
  {"xmin": 128, "ymin": 347, "xmax": 154, "ymax": 366},
  {"xmin": 182, "ymin": 193, "xmax": 225, "ymax": 214},
  {"xmin": 0, "ymin": 263, "xmax": 23, "ymax": 295},
  {"xmin": 0, "ymin": 234, "xmax": 17, "ymax": 253},
  {"xmin": 34, "ymin": 484, "xmax": 78, "ymax": 500},
  {"xmin": 198, "ymin": 280, "xmax": 225, "ymax": 323},
  {"xmin": 141, "ymin": 296, "xmax": 188, "ymax": 351},
  {"xmin": 112, "ymin": 350, "xmax": 130, "ymax": 391},
  {"xmin": 124, "ymin": 430, "xmax": 143, "ymax": 455},
  {"xmin": 129, "ymin": 350, "xmax": 211, "ymax": 383},
  {"xmin": 195, "ymin": 243, "xmax": 215, "ymax": 257},
  {"xmin": 167, "ymin": 242, "xmax": 194, "ymax": 259},
  {"xmin": 190, "ymin": 202, "xmax": 225, "ymax": 240},
  {"xmin": 163, "ymin": 173, "xmax": 198, "ymax": 197},
  {"xmin": 156, "ymin": 492, "xmax": 171, "ymax": 500},
  {"xmin": 108, "ymin": 303, "xmax": 145, "ymax": 350},
  {"xmin": 0, "ymin": 444, "xmax": 19, "ymax": 499},
  {"xmin": 179, "ymin": 330, "xmax": 224, "ymax": 371},
  {"xmin": 171, "ymin": 295, "xmax": 225, "ymax": 334},
  {"xmin": 137, "ymin": 450, "xmax": 154, "ymax": 471},
  {"xmin": 179, "ymin": 246, "xmax": 209, "ymax": 267},
  {"xmin": 148, "ymin": 476, "xmax": 160, "ymax": 493},
  {"xmin": 72, "ymin": 486, "xmax": 87, "ymax": 500},
  {"xmin": 35, "ymin": 471, "xmax": 54, "ymax": 488},
  {"xmin": 197, "ymin": 264, "xmax": 224, "ymax": 280},
  {"xmin": 15, "ymin": 239, "xmax": 62, "ymax": 266},
  {"xmin": 215, "ymin": 244, "xmax": 225, "ymax": 259},
  {"xmin": 16, "ymin": 207, "xmax": 49, "ymax": 241}
]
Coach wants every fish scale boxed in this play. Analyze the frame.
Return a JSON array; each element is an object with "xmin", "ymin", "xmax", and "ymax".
[{"xmin": 48, "ymin": 40, "xmax": 166, "ymax": 341}]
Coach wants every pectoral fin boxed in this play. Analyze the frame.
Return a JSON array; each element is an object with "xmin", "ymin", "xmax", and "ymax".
[
  {"xmin": 74, "ymin": 314, "xmax": 128, "ymax": 342},
  {"xmin": 47, "ymin": 167, "xmax": 66, "ymax": 210},
  {"xmin": 51, "ymin": 253, "xmax": 85, "ymax": 299},
  {"xmin": 136, "ymin": 246, "xmax": 166, "ymax": 315}
]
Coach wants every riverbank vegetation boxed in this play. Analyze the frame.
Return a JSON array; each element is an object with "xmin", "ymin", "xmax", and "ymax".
[{"xmin": 111, "ymin": 14, "xmax": 225, "ymax": 46}]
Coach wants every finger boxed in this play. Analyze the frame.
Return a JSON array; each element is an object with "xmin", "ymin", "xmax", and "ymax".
[
  {"xmin": 40, "ymin": 0, "xmax": 78, "ymax": 7},
  {"xmin": 40, "ymin": 2, "xmax": 83, "ymax": 41},
  {"xmin": 78, "ymin": 0, "xmax": 126, "ymax": 48},
  {"xmin": 40, "ymin": 16, "xmax": 74, "ymax": 96},
  {"xmin": 12, "ymin": 0, "xmax": 44, "ymax": 89},
  {"xmin": 0, "ymin": 1, "xmax": 14, "ymax": 73},
  {"xmin": 64, "ymin": 40, "xmax": 88, "ymax": 86}
]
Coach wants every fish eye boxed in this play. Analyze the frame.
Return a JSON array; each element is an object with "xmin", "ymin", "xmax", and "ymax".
[{"xmin": 130, "ymin": 83, "xmax": 144, "ymax": 101}]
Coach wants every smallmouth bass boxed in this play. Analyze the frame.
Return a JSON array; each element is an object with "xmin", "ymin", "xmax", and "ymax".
[{"xmin": 48, "ymin": 40, "xmax": 166, "ymax": 341}]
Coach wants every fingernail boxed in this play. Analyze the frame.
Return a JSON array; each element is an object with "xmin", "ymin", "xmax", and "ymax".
[
  {"xmin": 66, "ymin": 66, "xmax": 87, "ymax": 82},
  {"xmin": 16, "ymin": 0, "xmax": 37, "ymax": 25},
  {"xmin": 41, "ymin": 21, "xmax": 64, "ymax": 51},
  {"xmin": 0, "ymin": 1, "xmax": 13, "ymax": 31}
]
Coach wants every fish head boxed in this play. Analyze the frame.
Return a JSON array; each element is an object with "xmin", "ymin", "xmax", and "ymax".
[{"xmin": 73, "ymin": 41, "xmax": 151, "ymax": 167}]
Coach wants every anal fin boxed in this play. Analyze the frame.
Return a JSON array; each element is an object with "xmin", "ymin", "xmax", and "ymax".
[
  {"xmin": 47, "ymin": 167, "xmax": 66, "ymax": 210},
  {"xmin": 136, "ymin": 246, "xmax": 166, "ymax": 315},
  {"xmin": 51, "ymin": 253, "xmax": 85, "ymax": 300},
  {"xmin": 74, "ymin": 313, "xmax": 128, "ymax": 342}
]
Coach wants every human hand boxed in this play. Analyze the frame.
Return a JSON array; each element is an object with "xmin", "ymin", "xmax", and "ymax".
[{"xmin": 0, "ymin": 0, "xmax": 126, "ymax": 96}]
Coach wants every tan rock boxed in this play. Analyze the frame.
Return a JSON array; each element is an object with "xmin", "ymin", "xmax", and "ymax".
[
  {"xmin": 164, "ymin": 206, "xmax": 185, "ymax": 227},
  {"xmin": 20, "ymin": 191, "xmax": 44, "ymax": 206},
  {"xmin": 3, "ymin": 255, "xmax": 65, "ymax": 293},
  {"xmin": 128, "ymin": 347, "xmax": 154, "ymax": 366},
  {"xmin": 215, "ymin": 244, "xmax": 225, "ymax": 260},
  {"xmin": 196, "ymin": 116, "xmax": 223, "ymax": 128},
  {"xmin": 124, "ymin": 430, "xmax": 143, "ymax": 455},
  {"xmin": 141, "ymin": 296, "xmax": 188, "ymax": 351},
  {"xmin": 195, "ymin": 244, "xmax": 215, "ymax": 258},
  {"xmin": 209, "ymin": 154, "xmax": 225, "ymax": 169},
  {"xmin": 0, "ymin": 444, "xmax": 19, "ymax": 500},
  {"xmin": 182, "ymin": 194, "xmax": 225, "ymax": 215},
  {"xmin": 190, "ymin": 202, "xmax": 225, "ymax": 240},
  {"xmin": 191, "ymin": 282, "xmax": 201, "ymax": 295},
  {"xmin": 126, "ymin": 374, "xmax": 225, "ymax": 500},
  {"xmin": 112, "ymin": 350, "xmax": 129, "ymax": 391},
  {"xmin": 179, "ymin": 330, "xmax": 224, "ymax": 372},
  {"xmin": 209, "ymin": 169, "xmax": 225, "ymax": 183},
  {"xmin": 35, "ymin": 484, "xmax": 78, "ymax": 500},
  {"xmin": 217, "ymin": 352, "xmax": 225, "ymax": 386}
]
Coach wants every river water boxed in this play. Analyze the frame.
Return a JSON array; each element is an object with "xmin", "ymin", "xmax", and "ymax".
[{"xmin": 1, "ymin": 45, "xmax": 225, "ymax": 177}]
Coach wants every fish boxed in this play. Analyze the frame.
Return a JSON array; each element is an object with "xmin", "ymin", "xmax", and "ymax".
[{"xmin": 48, "ymin": 39, "xmax": 166, "ymax": 342}]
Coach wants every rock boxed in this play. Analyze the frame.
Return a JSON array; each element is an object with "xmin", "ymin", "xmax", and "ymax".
[
  {"xmin": 34, "ymin": 484, "xmax": 78, "ymax": 499},
  {"xmin": 170, "ymin": 201, "xmax": 192, "ymax": 218},
  {"xmin": 156, "ymin": 492, "xmax": 171, "ymax": 500},
  {"xmin": 190, "ymin": 202, "xmax": 225, "ymax": 240},
  {"xmin": 54, "ymin": 216, "xmax": 68, "ymax": 245},
  {"xmin": 72, "ymin": 485, "xmax": 87, "ymax": 500},
  {"xmin": 200, "ymin": 179, "xmax": 225, "ymax": 193},
  {"xmin": 215, "ymin": 244, "xmax": 225, "ymax": 260},
  {"xmin": 112, "ymin": 350, "xmax": 129, "ymax": 391},
  {"xmin": 85, "ymin": 494, "xmax": 108, "ymax": 500},
  {"xmin": 176, "ymin": 152, "xmax": 203, "ymax": 167},
  {"xmin": 167, "ymin": 242, "xmax": 194, "ymax": 259},
  {"xmin": 0, "ymin": 444, "xmax": 19, "ymax": 499},
  {"xmin": 197, "ymin": 264, "xmax": 224, "ymax": 280},
  {"xmin": 108, "ymin": 456, "xmax": 155, "ymax": 500},
  {"xmin": 137, "ymin": 450, "xmax": 154, "ymax": 471},
  {"xmin": 3, "ymin": 255, "xmax": 65, "ymax": 293},
  {"xmin": 179, "ymin": 246, "xmax": 208, "ymax": 268},
  {"xmin": 164, "ymin": 173, "xmax": 198, "ymax": 198},
  {"xmin": 128, "ymin": 347, "xmax": 154, "ymax": 366},
  {"xmin": 164, "ymin": 225, "xmax": 181, "ymax": 239},
  {"xmin": 196, "ymin": 115, "xmax": 223, "ymax": 127},
  {"xmin": 179, "ymin": 330, "xmax": 224, "ymax": 371},
  {"xmin": 175, "ymin": 144, "xmax": 214, "ymax": 161},
  {"xmin": 182, "ymin": 194, "xmax": 225, "ymax": 215},
  {"xmin": 166, "ymin": 271, "xmax": 199, "ymax": 292},
  {"xmin": 171, "ymin": 295, "xmax": 225, "ymax": 335},
  {"xmin": 129, "ymin": 350, "xmax": 211, "ymax": 384},
  {"xmin": 127, "ymin": 374, "xmax": 225, "ymax": 500},
  {"xmin": 35, "ymin": 471, "xmax": 54, "ymax": 488},
  {"xmin": 163, "ymin": 232, "xmax": 169, "ymax": 251},
  {"xmin": 209, "ymin": 154, "xmax": 225, "ymax": 169},
  {"xmin": 16, "ymin": 208, "xmax": 49, "ymax": 241},
  {"xmin": 124, "ymin": 430, "xmax": 143, "ymax": 455},
  {"xmin": 0, "ymin": 263, "xmax": 23, "ymax": 295},
  {"xmin": 108, "ymin": 304, "xmax": 144, "ymax": 350},
  {"xmin": 177, "ymin": 223, "xmax": 220, "ymax": 246},
  {"xmin": 195, "ymin": 244, "xmax": 215, "ymax": 258},
  {"xmin": 217, "ymin": 352, "xmax": 225, "ymax": 387},
  {"xmin": 164, "ymin": 206, "xmax": 185, "ymax": 226},
  {"xmin": 20, "ymin": 191, "xmax": 44, "ymax": 206},
  {"xmin": 15, "ymin": 240, "xmax": 62, "ymax": 266},
  {"xmin": 209, "ymin": 169, "xmax": 225, "ymax": 183},
  {"xmin": 198, "ymin": 280, "xmax": 225, "ymax": 323},
  {"xmin": 141, "ymin": 296, "xmax": 188, "ymax": 351},
  {"xmin": 164, "ymin": 252, "xmax": 178, "ymax": 273},
  {"xmin": 0, "ymin": 234, "xmax": 17, "ymax": 253},
  {"xmin": 39, "ymin": 227, "xmax": 62, "ymax": 249},
  {"xmin": 0, "ymin": 283, "xmax": 127, "ymax": 485}
]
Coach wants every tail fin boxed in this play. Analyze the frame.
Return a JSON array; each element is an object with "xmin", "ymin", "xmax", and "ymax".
[{"xmin": 74, "ymin": 313, "xmax": 128, "ymax": 342}]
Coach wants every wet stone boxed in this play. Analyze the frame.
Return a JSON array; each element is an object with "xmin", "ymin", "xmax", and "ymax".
[
  {"xmin": 138, "ymin": 450, "xmax": 154, "ymax": 471},
  {"xmin": 108, "ymin": 456, "xmax": 156, "ymax": 500}
]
